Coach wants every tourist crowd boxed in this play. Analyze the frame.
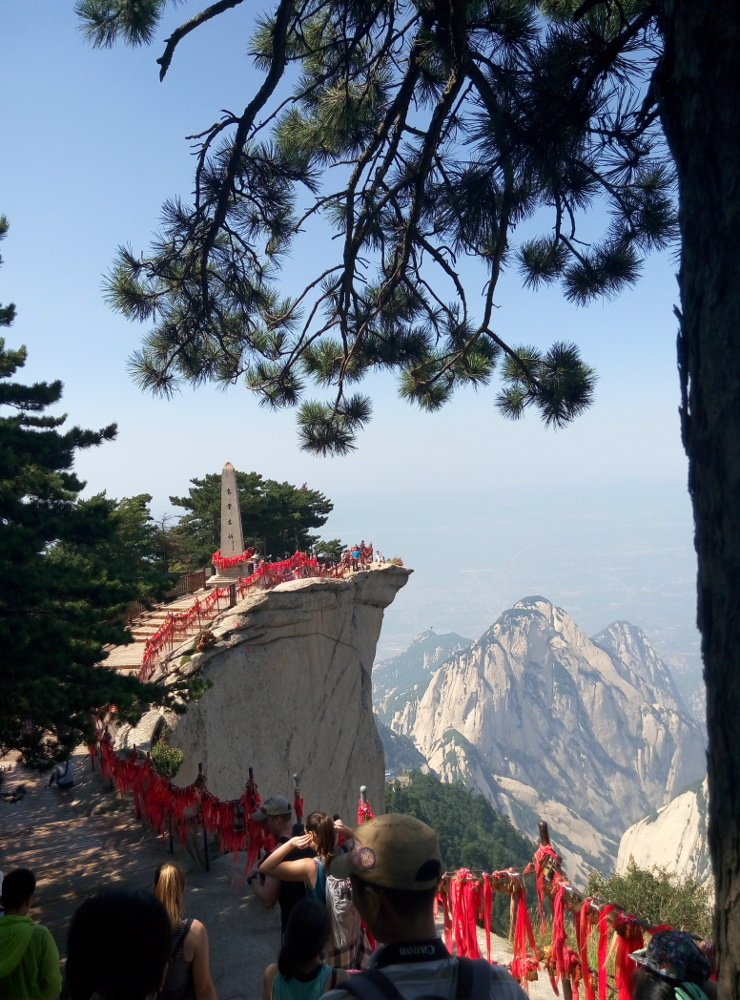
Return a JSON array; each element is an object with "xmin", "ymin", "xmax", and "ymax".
[{"xmin": 0, "ymin": 797, "xmax": 718, "ymax": 1000}]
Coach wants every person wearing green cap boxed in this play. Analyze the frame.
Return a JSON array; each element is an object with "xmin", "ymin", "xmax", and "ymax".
[{"xmin": 323, "ymin": 814, "xmax": 527, "ymax": 1000}]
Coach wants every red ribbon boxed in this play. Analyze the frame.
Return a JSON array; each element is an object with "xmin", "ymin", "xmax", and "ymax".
[
  {"xmin": 511, "ymin": 885, "xmax": 539, "ymax": 983},
  {"xmin": 614, "ymin": 915, "xmax": 643, "ymax": 1000},
  {"xmin": 482, "ymin": 873, "xmax": 492, "ymax": 962},
  {"xmin": 598, "ymin": 904, "xmax": 615, "ymax": 1000},
  {"xmin": 534, "ymin": 843, "xmax": 560, "ymax": 932},
  {"xmin": 211, "ymin": 547, "xmax": 255, "ymax": 571},
  {"xmin": 449, "ymin": 869, "xmax": 481, "ymax": 958},
  {"xmin": 357, "ymin": 797, "xmax": 374, "ymax": 824},
  {"xmin": 576, "ymin": 898, "xmax": 597, "ymax": 1000},
  {"xmin": 437, "ymin": 881, "xmax": 453, "ymax": 953},
  {"xmin": 551, "ymin": 879, "xmax": 567, "ymax": 980}
]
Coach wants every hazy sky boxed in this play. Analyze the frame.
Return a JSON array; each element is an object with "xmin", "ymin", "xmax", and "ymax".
[{"xmin": 2, "ymin": 5, "xmax": 698, "ymax": 670}]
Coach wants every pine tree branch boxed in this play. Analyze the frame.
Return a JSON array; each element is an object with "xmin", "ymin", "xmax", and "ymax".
[
  {"xmin": 196, "ymin": 0, "xmax": 295, "ymax": 310},
  {"xmin": 157, "ymin": 0, "xmax": 248, "ymax": 81}
]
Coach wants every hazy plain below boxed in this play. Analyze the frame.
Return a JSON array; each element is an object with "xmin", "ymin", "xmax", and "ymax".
[{"xmin": 327, "ymin": 480, "xmax": 701, "ymax": 708}]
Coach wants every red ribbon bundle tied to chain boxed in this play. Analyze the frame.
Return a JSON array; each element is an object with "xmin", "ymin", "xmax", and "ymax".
[
  {"xmin": 357, "ymin": 785, "xmax": 374, "ymax": 824},
  {"xmin": 293, "ymin": 774, "xmax": 304, "ymax": 827},
  {"xmin": 211, "ymin": 547, "xmax": 254, "ymax": 571},
  {"xmin": 550, "ymin": 879, "xmax": 568, "ymax": 982},
  {"xmin": 244, "ymin": 767, "xmax": 270, "ymax": 871},
  {"xmin": 511, "ymin": 884, "xmax": 540, "ymax": 984},
  {"xmin": 613, "ymin": 914, "xmax": 644, "ymax": 1000},
  {"xmin": 576, "ymin": 898, "xmax": 597, "ymax": 1000},
  {"xmin": 597, "ymin": 904, "xmax": 615, "ymax": 1000},
  {"xmin": 534, "ymin": 843, "xmax": 561, "ymax": 932},
  {"xmin": 482, "ymin": 873, "xmax": 492, "ymax": 962},
  {"xmin": 449, "ymin": 869, "xmax": 482, "ymax": 959}
]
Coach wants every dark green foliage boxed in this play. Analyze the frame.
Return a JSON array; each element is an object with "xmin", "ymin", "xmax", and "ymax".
[
  {"xmin": 48, "ymin": 493, "xmax": 176, "ymax": 606},
  {"xmin": 77, "ymin": 1, "xmax": 674, "ymax": 453},
  {"xmin": 0, "ymin": 222, "xmax": 176, "ymax": 765},
  {"xmin": 385, "ymin": 771, "xmax": 535, "ymax": 875},
  {"xmin": 313, "ymin": 538, "xmax": 346, "ymax": 563},
  {"xmin": 150, "ymin": 738, "xmax": 183, "ymax": 778},
  {"xmin": 169, "ymin": 470, "xmax": 333, "ymax": 568},
  {"xmin": 586, "ymin": 858, "xmax": 712, "ymax": 939}
]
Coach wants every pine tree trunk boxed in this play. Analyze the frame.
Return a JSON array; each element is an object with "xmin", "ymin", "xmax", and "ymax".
[{"xmin": 659, "ymin": 2, "xmax": 740, "ymax": 994}]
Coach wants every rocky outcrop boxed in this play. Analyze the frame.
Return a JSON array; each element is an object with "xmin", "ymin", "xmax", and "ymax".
[
  {"xmin": 374, "ymin": 629, "xmax": 470, "ymax": 730},
  {"xmin": 121, "ymin": 565, "xmax": 410, "ymax": 822},
  {"xmin": 392, "ymin": 597, "xmax": 705, "ymax": 881},
  {"xmin": 376, "ymin": 718, "xmax": 435, "ymax": 779},
  {"xmin": 617, "ymin": 777, "xmax": 712, "ymax": 894}
]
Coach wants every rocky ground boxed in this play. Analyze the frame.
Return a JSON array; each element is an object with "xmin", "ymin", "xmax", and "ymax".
[{"xmin": 0, "ymin": 752, "xmax": 550, "ymax": 999}]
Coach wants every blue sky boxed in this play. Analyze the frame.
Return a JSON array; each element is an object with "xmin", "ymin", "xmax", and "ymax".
[{"xmin": 2, "ymin": 4, "xmax": 698, "ymax": 670}]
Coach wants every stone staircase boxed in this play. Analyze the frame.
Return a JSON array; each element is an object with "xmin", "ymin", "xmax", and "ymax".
[{"xmin": 101, "ymin": 589, "xmax": 212, "ymax": 674}]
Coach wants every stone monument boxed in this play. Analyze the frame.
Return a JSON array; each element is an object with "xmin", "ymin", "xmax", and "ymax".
[{"xmin": 208, "ymin": 461, "xmax": 251, "ymax": 587}]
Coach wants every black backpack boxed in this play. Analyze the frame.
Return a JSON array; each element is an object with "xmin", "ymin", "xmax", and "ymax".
[{"xmin": 339, "ymin": 957, "xmax": 492, "ymax": 1000}]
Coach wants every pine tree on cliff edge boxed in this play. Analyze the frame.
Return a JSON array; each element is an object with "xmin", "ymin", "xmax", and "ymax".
[{"xmin": 0, "ymin": 217, "xmax": 172, "ymax": 765}]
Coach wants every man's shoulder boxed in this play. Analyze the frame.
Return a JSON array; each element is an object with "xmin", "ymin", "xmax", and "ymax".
[
  {"xmin": 325, "ymin": 958, "xmax": 527, "ymax": 1000},
  {"xmin": 29, "ymin": 923, "xmax": 57, "ymax": 949}
]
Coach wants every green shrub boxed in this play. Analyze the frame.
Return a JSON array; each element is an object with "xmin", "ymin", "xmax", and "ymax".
[
  {"xmin": 586, "ymin": 857, "xmax": 712, "ymax": 938},
  {"xmin": 150, "ymin": 740, "xmax": 184, "ymax": 778}
]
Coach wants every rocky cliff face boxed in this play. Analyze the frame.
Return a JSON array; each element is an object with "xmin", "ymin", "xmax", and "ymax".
[
  {"xmin": 617, "ymin": 777, "xmax": 712, "ymax": 893},
  {"xmin": 374, "ymin": 629, "xmax": 470, "ymax": 730},
  {"xmin": 390, "ymin": 597, "xmax": 705, "ymax": 881},
  {"xmin": 127, "ymin": 566, "xmax": 410, "ymax": 822}
]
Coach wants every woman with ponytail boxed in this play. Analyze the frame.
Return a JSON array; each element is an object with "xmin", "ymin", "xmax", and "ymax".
[
  {"xmin": 259, "ymin": 812, "xmax": 365, "ymax": 969},
  {"xmin": 153, "ymin": 863, "xmax": 217, "ymax": 1000},
  {"xmin": 262, "ymin": 899, "xmax": 348, "ymax": 1000}
]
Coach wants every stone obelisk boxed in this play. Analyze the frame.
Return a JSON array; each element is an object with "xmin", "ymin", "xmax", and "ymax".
[{"xmin": 208, "ymin": 461, "xmax": 248, "ymax": 587}]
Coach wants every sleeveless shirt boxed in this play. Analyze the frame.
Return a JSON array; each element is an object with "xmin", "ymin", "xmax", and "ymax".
[
  {"xmin": 159, "ymin": 918, "xmax": 194, "ymax": 1000},
  {"xmin": 272, "ymin": 963, "xmax": 335, "ymax": 1000}
]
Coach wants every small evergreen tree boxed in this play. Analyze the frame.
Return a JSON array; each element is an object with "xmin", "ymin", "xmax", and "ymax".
[
  {"xmin": 0, "ymin": 218, "xmax": 172, "ymax": 765},
  {"xmin": 386, "ymin": 771, "xmax": 535, "ymax": 874}
]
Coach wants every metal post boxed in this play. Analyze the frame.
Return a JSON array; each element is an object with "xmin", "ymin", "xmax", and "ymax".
[{"xmin": 229, "ymin": 583, "xmax": 236, "ymax": 608}]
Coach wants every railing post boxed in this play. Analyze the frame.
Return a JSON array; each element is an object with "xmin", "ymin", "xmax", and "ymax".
[{"xmin": 197, "ymin": 762, "xmax": 210, "ymax": 872}]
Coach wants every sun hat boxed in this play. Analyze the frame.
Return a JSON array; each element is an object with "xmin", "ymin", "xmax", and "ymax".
[
  {"xmin": 329, "ymin": 813, "xmax": 441, "ymax": 891},
  {"xmin": 252, "ymin": 795, "xmax": 292, "ymax": 822},
  {"xmin": 629, "ymin": 929, "xmax": 711, "ymax": 984}
]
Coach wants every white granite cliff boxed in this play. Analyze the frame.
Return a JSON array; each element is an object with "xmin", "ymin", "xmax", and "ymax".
[
  {"xmin": 389, "ymin": 597, "xmax": 705, "ymax": 881},
  {"xmin": 121, "ymin": 565, "xmax": 410, "ymax": 822},
  {"xmin": 617, "ymin": 777, "xmax": 712, "ymax": 894}
]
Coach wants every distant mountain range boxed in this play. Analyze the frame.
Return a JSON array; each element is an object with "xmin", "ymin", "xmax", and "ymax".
[{"xmin": 374, "ymin": 597, "xmax": 706, "ymax": 882}]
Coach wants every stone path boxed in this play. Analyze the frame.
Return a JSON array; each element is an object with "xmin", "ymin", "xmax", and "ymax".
[{"xmin": 0, "ymin": 752, "xmax": 279, "ymax": 1000}]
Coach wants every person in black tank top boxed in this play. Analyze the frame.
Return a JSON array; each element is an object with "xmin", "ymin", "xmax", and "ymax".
[{"xmin": 154, "ymin": 864, "xmax": 217, "ymax": 1000}]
